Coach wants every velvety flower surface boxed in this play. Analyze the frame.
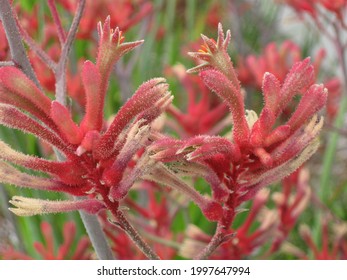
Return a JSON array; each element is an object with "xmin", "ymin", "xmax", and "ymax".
[
  {"xmin": 0, "ymin": 18, "xmax": 172, "ymax": 218},
  {"xmin": 151, "ymin": 24, "xmax": 327, "ymax": 231}
]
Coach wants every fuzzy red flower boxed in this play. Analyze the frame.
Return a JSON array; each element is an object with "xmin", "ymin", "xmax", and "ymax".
[
  {"xmin": 151, "ymin": 24, "xmax": 327, "ymax": 240},
  {"xmin": 0, "ymin": 18, "xmax": 172, "ymax": 218}
]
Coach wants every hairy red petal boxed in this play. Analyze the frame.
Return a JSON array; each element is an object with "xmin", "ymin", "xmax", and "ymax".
[
  {"xmin": 51, "ymin": 101, "xmax": 83, "ymax": 145},
  {"xmin": 262, "ymin": 72, "xmax": 281, "ymax": 114},
  {"xmin": 286, "ymin": 84, "xmax": 327, "ymax": 132},
  {"xmin": 279, "ymin": 58, "xmax": 314, "ymax": 112},
  {"xmin": 0, "ymin": 104, "xmax": 69, "ymax": 153},
  {"xmin": 94, "ymin": 78, "xmax": 168, "ymax": 159},
  {"xmin": 0, "ymin": 161, "xmax": 72, "ymax": 192},
  {"xmin": 250, "ymin": 108, "xmax": 276, "ymax": 147},
  {"xmin": 0, "ymin": 67, "xmax": 52, "ymax": 115},
  {"xmin": 80, "ymin": 61, "xmax": 102, "ymax": 132}
]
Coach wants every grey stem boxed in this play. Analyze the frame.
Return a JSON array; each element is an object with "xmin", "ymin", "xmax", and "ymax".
[
  {"xmin": 74, "ymin": 197, "xmax": 115, "ymax": 260},
  {"xmin": 0, "ymin": 0, "xmax": 41, "ymax": 89}
]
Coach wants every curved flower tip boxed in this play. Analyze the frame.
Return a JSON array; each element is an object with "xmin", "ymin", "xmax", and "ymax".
[
  {"xmin": 9, "ymin": 196, "xmax": 105, "ymax": 216},
  {"xmin": 286, "ymin": 84, "xmax": 328, "ymax": 132},
  {"xmin": 96, "ymin": 16, "xmax": 144, "ymax": 75},
  {"xmin": 199, "ymin": 69, "xmax": 249, "ymax": 146},
  {"xmin": 187, "ymin": 23, "xmax": 239, "ymax": 89},
  {"xmin": 188, "ymin": 23, "xmax": 231, "ymax": 66}
]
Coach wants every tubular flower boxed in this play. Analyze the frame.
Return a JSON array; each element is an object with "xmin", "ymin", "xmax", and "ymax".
[
  {"xmin": 151, "ymin": 24, "xmax": 327, "ymax": 231},
  {"xmin": 0, "ymin": 18, "xmax": 172, "ymax": 217},
  {"xmin": 282, "ymin": 0, "xmax": 347, "ymax": 25}
]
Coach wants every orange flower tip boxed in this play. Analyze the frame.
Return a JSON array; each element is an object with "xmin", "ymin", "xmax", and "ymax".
[
  {"xmin": 304, "ymin": 56, "xmax": 311, "ymax": 62},
  {"xmin": 117, "ymin": 30, "xmax": 125, "ymax": 43},
  {"xmin": 198, "ymin": 44, "xmax": 209, "ymax": 53},
  {"xmin": 200, "ymin": 33, "xmax": 209, "ymax": 41}
]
